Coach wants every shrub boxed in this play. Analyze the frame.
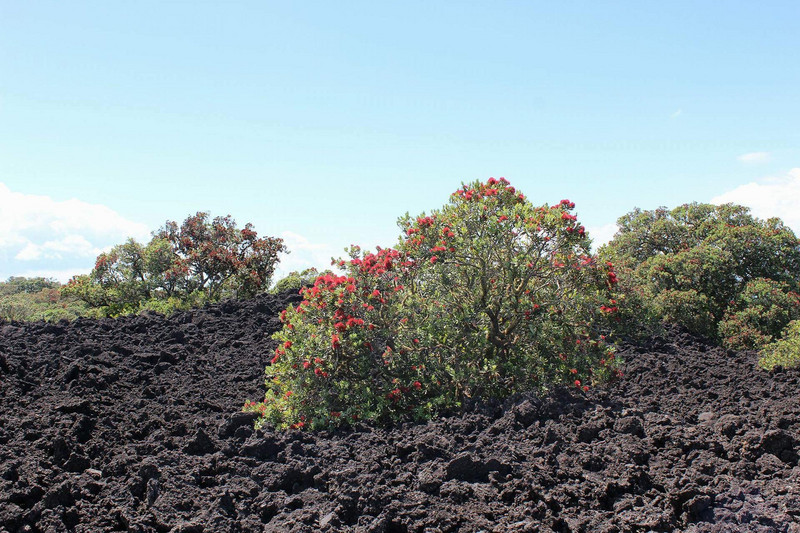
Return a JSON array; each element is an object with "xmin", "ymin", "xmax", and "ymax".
[
  {"xmin": 248, "ymin": 178, "xmax": 620, "ymax": 430},
  {"xmin": 719, "ymin": 278, "xmax": 800, "ymax": 351},
  {"xmin": 270, "ymin": 268, "xmax": 328, "ymax": 294},
  {"xmin": 759, "ymin": 320, "xmax": 800, "ymax": 370},
  {"xmin": 63, "ymin": 212, "xmax": 286, "ymax": 317},
  {"xmin": 137, "ymin": 291, "xmax": 210, "ymax": 316},
  {"xmin": 63, "ymin": 238, "xmax": 175, "ymax": 316},
  {"xmin": 600, "ymin": 202, "xmax": 800, "ymax": 348}
]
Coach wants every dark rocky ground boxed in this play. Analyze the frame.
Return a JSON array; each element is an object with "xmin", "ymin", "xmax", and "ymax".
[{"xmin": 1, "ymin": 290, "xmax": 798, "ymax": 532}]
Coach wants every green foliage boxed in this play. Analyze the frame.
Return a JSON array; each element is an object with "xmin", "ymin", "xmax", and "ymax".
[
  {"xmin": 719, "ymin": 278, "xmax": 800, "ymax": 350},
  {"xmin": 137, "ymin": 291, "xmax": 209, "ymax": 316},
  {"xmin": 759, "ymin": 320, "xmax": 800, "ymax": 370},
  {"xmin": 270, "ymin": 268, "xmax": 328, "ymax": 294},
  {"xmin": 0, "ymin": 276, "xmax": 59, "ymax": 296},
  {"xmin": 62, "ymin": 238, "xmax": 176, "ymax": 316},
  {"xmin": 0, "ymin": 277, "xmax": 88, "ymax": 322},
  {"xmin": 248, "ymin": 179, "xmax": 621, "ymax": 430},
  {"xmin": 63, "ymin": 212, "xmax": 286, "ymax": 317},
  {"xmin": 600, "ymin": 202, "xmax": 800, "ymax": 349}
]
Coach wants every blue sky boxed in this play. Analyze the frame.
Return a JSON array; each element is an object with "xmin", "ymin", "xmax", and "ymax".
[{"xmin": 2, "ymin": 1, "xmax": 799, "ymax": 281}]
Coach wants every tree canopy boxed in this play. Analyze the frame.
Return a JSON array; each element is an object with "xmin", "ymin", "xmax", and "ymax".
[
  {"xmin": 600, "ymin": 202, "xmax": 800, "ymax": 349},
  {"xmin": 64, "ymin": 212, "xmax": 286, "ymax": 316}
]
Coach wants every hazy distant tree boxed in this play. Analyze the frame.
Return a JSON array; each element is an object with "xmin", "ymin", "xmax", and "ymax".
[
  {"xmin": 0, "ymin": 277, "xmax": 87, "ymax": 322},
  {"xmin": 155, "ymin": 212, "xmax": 287, "ymax": 300},
  {"xmin": 64, "ymin": 212, "xmax": 287, "ymax": 316}
]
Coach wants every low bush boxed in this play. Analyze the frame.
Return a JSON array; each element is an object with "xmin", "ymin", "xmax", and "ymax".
[
  {"xmin": 719, "ymin": 278, "xmax": 800, "ymax": 351},
  {"xmin": 759, "ymin": 320, "xmax": 800, "ymax": 370},
  {"xmin": 248, "ymin": 178, "xmax": 621, "ymax": 429}
]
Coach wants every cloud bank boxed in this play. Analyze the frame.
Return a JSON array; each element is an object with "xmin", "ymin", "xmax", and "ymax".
[
  {"xmin": 0, "ymin": 183, "xmax": 151, "ymax": 282},
  {"xmin": 712, "ymin": 168, "xmax": 800, "ymax": 233}
]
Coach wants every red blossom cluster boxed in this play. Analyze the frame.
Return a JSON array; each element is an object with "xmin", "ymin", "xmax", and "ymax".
[
  {"xmin": 452, "ymin": 177, "xmax": 525, "ymax": 203},
  {"xmin": 349, "ymin": 247, "xmax": 412, "ymax": 277},
  {"xmin": 416, "ymin": 216, "xmax": 435, "ymax": 227},
  {"xmin": 606, "ymin": 262, "xmax": 619, "ymax": 286},
  {"xmin": 600, "ymin": 299, "xmax": 619, "ymax": 313}
]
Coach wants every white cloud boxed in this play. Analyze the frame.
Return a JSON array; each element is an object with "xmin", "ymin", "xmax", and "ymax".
[
  {"xmin": 737, "ymin": 151, "xmax": 770, "ymax": 163},
  {"xmin": 712, "ymin": 168, "xmax": 800, "ymax": 233},
  {"xmin": 0, "ymin": 182, "xmax": 151, "ymax": 279},
  {"xmin": 670, "ymin": 109, "xmax": 683, "ymax": 119},
  {"xmin": 586, "ymin": 222, "xmax": 619, "ymax": 251},
  {"xmin": 273, "ymin": 231, "xmax": 342, "ymax": 282},
  {"xmin": 14, "ymin": 234, "xmax": 101, "ymax": 262}
]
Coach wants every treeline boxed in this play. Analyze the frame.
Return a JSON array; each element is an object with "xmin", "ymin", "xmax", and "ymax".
[
  {"xmin": 0, "ymin": 276, "xmax": 88, "ymax": 322},
  {"xmin": 2, "ymin": 212, "xmax": 286, "ymax": 321}
]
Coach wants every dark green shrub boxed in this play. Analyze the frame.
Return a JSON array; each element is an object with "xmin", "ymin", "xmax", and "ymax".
[
  {"xmin": 600, "ymin": 202, "xmax": 800, "ymax": 348},
  {"xmin": 719, "ymin": 278, "xmax": 800, "ymax": 350},
  {"xmin": 759, "ymin": 320, "xmax": 800, "ymax": 370}
]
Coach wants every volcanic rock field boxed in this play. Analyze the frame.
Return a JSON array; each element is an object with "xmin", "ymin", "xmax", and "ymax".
[{"xmin": 1, "ymin": 290, "xmax": 798, "ymax": 532}]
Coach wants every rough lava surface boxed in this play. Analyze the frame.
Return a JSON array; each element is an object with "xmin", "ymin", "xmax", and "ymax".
[{"xmin": 1, "ymin": 291, "xmax": 799, "ymax": 532}]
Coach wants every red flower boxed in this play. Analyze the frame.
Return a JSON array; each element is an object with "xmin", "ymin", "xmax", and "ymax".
[
  {"xmin": 284, "ymin": 341, "xmax": 292, "ymax": 349},
  {"xmin": 413, "ymin": 381, "xmax": 422, "ymax": 390},
  {"xmin": 430, "ymin": 256, "xmax": 438, "ymax": 264},
  {"xmin": 574, "ymin": 379, "xmax": 581, "ymax": 387}
]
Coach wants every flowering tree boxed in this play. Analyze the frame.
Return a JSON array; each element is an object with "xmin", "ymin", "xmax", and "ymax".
[
  {"xmin": 249, "ymin": 178, "xmax": 620, "ymax": 429},
  {"xmin": 398, "ymin": 178, "xmax": 619, "ymax": 401},
  {"xmin": 156, "ymin": 212, "xmax": 286, "ymax": 300},
  {"xmin": 64, "ymin": 213, "xmax": 286, "ymax": 316}
]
